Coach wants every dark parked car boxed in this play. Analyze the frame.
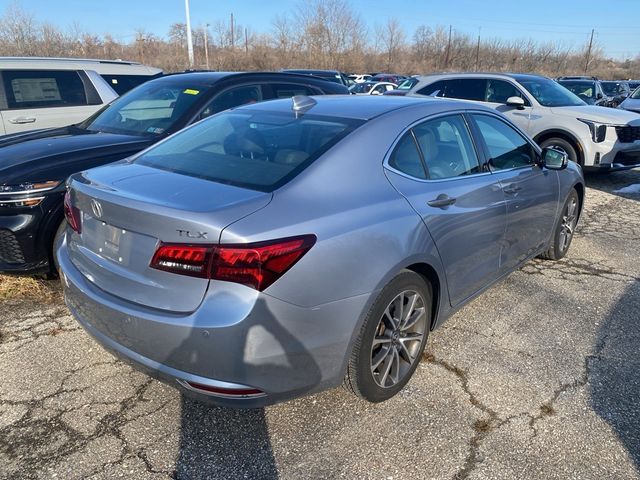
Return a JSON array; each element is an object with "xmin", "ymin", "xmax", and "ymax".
[
  {"xmin": 557, "ymin": 78, "xmax": 608, "ymax": 106},
  {"xmin": 600, "ymin": 81, "xmax": 631, "ymax": 107},
  {"xmin": 0, "ymin": 71, "xmax": 348, "ymax": 275},
  {"xmin": 281, "ymin": 69, "xmax": 350, "ymax": 87}
]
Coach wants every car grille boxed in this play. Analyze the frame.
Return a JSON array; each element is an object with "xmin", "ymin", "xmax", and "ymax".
[
  {"xmin": 0, "ymin": 229, "xmax": 25, "ymax": 264},
  {"xmin": 615, "ymin": 125, "xmax": 640, "ymax": 143}
]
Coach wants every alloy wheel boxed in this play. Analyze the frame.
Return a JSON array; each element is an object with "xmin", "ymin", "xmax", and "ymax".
[
  {"xmin": 370, "ymin": 290, "xmax": 427, "ymax": 388},
  {"xmin": 559, "ymin": 194, "xmax": 578, "ymax": 253}
]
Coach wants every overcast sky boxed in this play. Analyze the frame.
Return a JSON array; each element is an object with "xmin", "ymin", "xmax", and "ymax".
[{"xmin": 4, "ymin": 0, "xmax": 639, "ymax": 59}]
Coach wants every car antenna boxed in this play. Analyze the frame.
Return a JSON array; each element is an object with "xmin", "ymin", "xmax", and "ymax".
[{"xmin": 291, "ymin": 95, "xmax": 317, "ymax": 116}]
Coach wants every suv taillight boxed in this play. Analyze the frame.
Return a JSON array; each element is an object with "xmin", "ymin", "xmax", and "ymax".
[
  {"xmin": 63, "ymin": 191, "xmax": 82, "ymax": 234},
  {"xmin": 150, "ymin": 235, "xmax": 316, "ymax": 291}
]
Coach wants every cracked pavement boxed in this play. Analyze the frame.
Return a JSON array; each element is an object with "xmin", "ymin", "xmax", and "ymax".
[{"xmin": 1, "ymin": 169, "xmax": 640, "ymax": 479}]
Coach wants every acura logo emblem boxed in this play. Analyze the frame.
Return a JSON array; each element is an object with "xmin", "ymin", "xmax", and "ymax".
[{"xmin": 90, "ymin": 199, "xmax": 103, "ymax": 218}]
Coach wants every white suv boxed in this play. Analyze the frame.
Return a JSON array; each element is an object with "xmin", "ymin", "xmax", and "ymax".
[
  {"xmin": 0, "ymin": 57, "xmax": 162, "ymax": 135},
  {"xmin": 407, "ymin": 73, "xmax": 640, "ymax": 171}
]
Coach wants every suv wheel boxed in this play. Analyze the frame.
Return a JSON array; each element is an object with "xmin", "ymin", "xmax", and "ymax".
[
  {"xmin": 539, "ymin": 138, "xmax": 579, "ymax": 165},
  {"xmin": 344, "ymin": 270, "xmax": 431, "ymax": 403}
]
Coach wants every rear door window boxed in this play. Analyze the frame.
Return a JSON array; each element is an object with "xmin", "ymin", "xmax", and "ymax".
[
  {"xmin": 135, "ymin": 110, "xmax": 363, "ymax": 192},
  {"xmin": 485, "ymin": 80, "xmax": 529, "ymax": 105},
  {"xmin": 413, "ymin": 115, "xmax": 481, "ymax": 179},
  {"xmin": 416, "ymin": 79, "xmax": 487, "ymax": 101},
  {"xmin": 2, "ymin": 70, "xmax": 88, "ymax": 109},
  {"xmin": 388, "ymin": 131, "xmax": 427, "ymax": 179},
  {"xmin": 198, "ymin": 84, "xmax": 263, "ymax": 120},
  {"xmin": 267, "ymin": 83, "xmax": 318, "ymax": 99}
]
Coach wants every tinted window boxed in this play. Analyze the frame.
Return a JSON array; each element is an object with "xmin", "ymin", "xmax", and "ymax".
[
  {"xmin": 442, "ymin": 79, "xmax": 486, "ymax": 101},
  {"xmin": 271, "ymin": 83, "xmax": 316, "ymax": 98},
  {"xmin": 83, "ymin": 81, "xmax": 205, "ymax": 136},
  {"xmin": 2, "ymin": 70, "xmax": 87, "ymax": 109},
  {"xmin": 473, "ymin": 114, "xmax": 536, "ymax": 170},
  {"xmin": 414, "ymin": 115, "xmax": 481, "ymax": 179},
  {"xmin": 417, "ymin": 80, "xmax": 446, "ymax": 97},
  {"xmin": 200, "ymin": 85, "xmax": 263, "ymax": 120},
  {"xmin": 134, "ymin": 110, "xmax": 362, "ymax": 192},
  {"xmin": 101, "ymin": 74, "xmax": 158, "ymax": 95},
  {"xmin": 486, "ymin": 80, "xmax": 529, "ymax": 105},
  {"xmin": 388, "ymin": 132, "xmax": 426, "ymax": 179}
]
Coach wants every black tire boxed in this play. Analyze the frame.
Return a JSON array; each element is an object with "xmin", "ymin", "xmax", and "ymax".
[
  {"xmin": 540, "ymin": 188, "xmax": 579, "ymax": 260},
  {"xmin": 539, "ymin": 137, "xmax": 579, "ymax": 165},
  {"xmin": 344, "ymin": 270, "xmax": 431, "ymax": 403},
  {"xmin": 48, "ymin": 220, "xmax": 66, "ymax": 278}
]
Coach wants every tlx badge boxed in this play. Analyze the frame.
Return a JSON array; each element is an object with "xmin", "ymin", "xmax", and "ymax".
[{"xmin": 177, "ymin": 230, "xmax": 208, "ymax": 239}]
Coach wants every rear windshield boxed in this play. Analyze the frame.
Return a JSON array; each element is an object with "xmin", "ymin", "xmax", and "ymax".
[{"xmin": 134, "ymin": 109, "xmax": 363, "ymax": 192}]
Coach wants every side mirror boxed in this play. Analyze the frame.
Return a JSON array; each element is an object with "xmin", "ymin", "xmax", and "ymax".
[
  {"xmin": 540, "ymin": 147, "xmax": 568, "ymax": 170},
  {"xmin": 506, "ymin": 96, "xmax": 525, "ymax": 109},
  {"xmin": 597, "ymin": 92, "xmax": 603, "ymax": 99}
]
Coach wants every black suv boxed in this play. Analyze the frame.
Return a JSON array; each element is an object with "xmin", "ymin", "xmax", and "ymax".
[
  {"xmin": 0, "ymin": 71, "xmax": 348, "ymax": 275},
  {"xmin": 557, "ymin": 76, "xmax": 608, "ymax": 106}
]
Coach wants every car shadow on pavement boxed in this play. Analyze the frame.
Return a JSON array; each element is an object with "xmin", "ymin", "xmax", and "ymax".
[
  {"xmin": 584, "ymin": 169, "xmax": 640, "ymax": 200},
  {"xmin": 590, "ymin": 279, "xmax": 640, "ymax": 472}
]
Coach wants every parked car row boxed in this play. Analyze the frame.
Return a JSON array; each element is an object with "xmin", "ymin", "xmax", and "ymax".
[{"xmin": 2, "ymin": 59, "xmax": 639, "ymax": 409}]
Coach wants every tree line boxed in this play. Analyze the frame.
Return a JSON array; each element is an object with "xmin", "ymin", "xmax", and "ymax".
[{"xmin": 1, "ymin": 0, "xmax": 638, "ymax": 80}]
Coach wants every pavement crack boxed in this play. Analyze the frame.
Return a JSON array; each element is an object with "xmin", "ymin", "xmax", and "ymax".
[{"xmin": 423, "ymin": 353, "xmax": 500, "ymax": 480}]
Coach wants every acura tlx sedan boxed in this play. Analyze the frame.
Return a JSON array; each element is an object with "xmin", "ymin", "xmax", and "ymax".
[{"xmin": 58, "ymin": 95, "xmax": 584, "ymax": 407}]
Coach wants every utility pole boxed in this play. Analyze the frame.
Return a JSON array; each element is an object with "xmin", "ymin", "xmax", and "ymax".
[
  {"xmin": 184, "ymin": 0, "xmax": 194, "ymax": 68},
  {"xmin": 244, "ymin": 27, "xmax": 249, "ymax": 54},
  {"xmin": 230, "ymin": 13, "xmax": 234, "ymax": 49},
  {"xmin": 475, "ymin": 27, "xmax": 481, "ymax": 70},
  {"xmin": 584, "ymin": 28, "xmax": 594, "ymax": 74},
  {"xmin": 203, "ymin": 23, "xmax": 210, "ymax": 69},
  {"xmin": 444, "ymin": 25, "xmax": 452, "ymax": 69}
]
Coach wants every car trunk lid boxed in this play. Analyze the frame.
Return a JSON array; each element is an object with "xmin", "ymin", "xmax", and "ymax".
[{"xmin": 67, "ymin": 163, "xmax": 272, "ymax": 312}]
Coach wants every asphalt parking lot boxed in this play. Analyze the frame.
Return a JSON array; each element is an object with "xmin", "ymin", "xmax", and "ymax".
[{"xmin": 1, "ymin": 169, "xmax": 639, "ymax": 480}]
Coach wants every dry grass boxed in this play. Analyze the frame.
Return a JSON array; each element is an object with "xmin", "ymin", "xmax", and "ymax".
[{"xmin": 0, "ymin": 274, "xmax": 62, "ymax": 304}]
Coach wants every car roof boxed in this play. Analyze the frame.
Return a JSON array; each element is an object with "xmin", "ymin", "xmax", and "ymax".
[
  {"xmin": 283, "ymin": 69, "xmax": 341, "ymax": 75},
  {"xmin": 153, "ymin": 71, "xmax": 346, "ymax": 88},
  {"xmin": 0, "ymin": 57, "xmax": 162, "ymax": 75},
  {"xmin": 229, "ymin": 94, "xmax": 494, "ymax": 121},
  {"xmin": 413, "ymin": 72, "xmax": 552, "ymax": 83}
]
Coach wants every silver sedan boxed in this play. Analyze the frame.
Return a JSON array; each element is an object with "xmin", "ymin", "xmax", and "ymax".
[{"xmin": 59, "ymin": 95, "xmax": 584, "ymax": 407}]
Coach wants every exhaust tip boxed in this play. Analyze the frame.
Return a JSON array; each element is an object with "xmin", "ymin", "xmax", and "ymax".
[{"xmin": 177, "ymin": 379, "xmax": 265, "ymax": 399}]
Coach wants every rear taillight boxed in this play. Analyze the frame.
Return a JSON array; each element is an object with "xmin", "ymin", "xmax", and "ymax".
[
  {"xmin": 63, "ymin": 191, "xmax": 82, "ymax": 234},
  {"xmin": 150, "ymin": 234, "xmax": 316, "ymax": 291}
]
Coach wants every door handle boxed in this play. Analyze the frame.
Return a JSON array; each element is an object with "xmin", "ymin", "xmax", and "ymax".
[
  {"xmin": 427, "ymin": 194, "xmax": 456, "ymax": 208},
  {"xmin": 503, "ymin": 184, "xmax": 522, "ymax": 195},
  {"xmin": 8, "ymin": 117, "xmax": 36, "ymax": 124}
]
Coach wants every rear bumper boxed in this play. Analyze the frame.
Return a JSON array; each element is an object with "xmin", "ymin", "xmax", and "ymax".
[{"xmin": 58, "ymin": 236, "xmax": 370, "ymax": 407}]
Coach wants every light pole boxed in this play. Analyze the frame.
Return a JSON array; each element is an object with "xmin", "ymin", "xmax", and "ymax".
[
  {"xmin": 204, "ymin": 23, "xmax": 210, "ymax": 70},
  {"xmin": 184, "ymin": 0, "xmax": 194, "ymax": 68}
]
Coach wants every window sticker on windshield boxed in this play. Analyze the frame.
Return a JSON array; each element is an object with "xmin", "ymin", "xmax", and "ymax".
[
  {"xmin": 183, "ymin": 89, "xmax": 200, "ymax": 95},
  {"xmin": 147, "ymin": 127, "xmax": 165, "ymax": 134}
]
